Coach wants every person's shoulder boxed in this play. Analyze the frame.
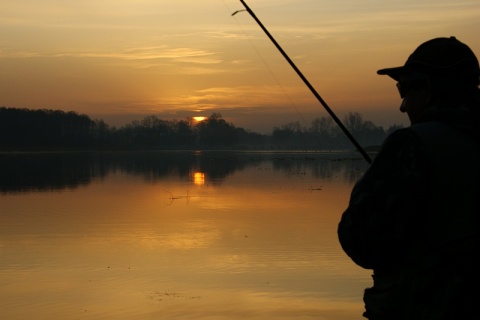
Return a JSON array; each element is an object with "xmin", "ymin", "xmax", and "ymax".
[
  {"xmin": 381, "ymin": 126, "xmax": 422, "ymax": 150},
  {"xmin": 382, "ymin": 121, "xmax": 450, "ymax": 148},
  {"xmin": 408, "ymin": 121, "xmax": 452, "ymax": 137},
  {"xmin": 409, "ymin": 120, "xmax": 478, "ymax": 148},
  {"xmin": 374, "ymin": 126, "xmax": 427, "ymax": 166}
]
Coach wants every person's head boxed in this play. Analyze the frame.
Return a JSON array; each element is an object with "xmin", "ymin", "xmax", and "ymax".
[{"xmin": 377, "ymin": 37, "xmax": 480, "ymax": 124}]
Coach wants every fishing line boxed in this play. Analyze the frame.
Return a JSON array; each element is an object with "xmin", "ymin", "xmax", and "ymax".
[
  {"xmin": 220, "ymin": 0, "xmax": 307, "ymax": 126},
  {"xmin": 234, "ymin": 0, "xmax": 372, "ymax": 164}
]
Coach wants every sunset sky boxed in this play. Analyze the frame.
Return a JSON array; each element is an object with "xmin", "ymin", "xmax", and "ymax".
[{"xmin": 1, "ymin": 0, "xmax": 479, "ymax": 133}]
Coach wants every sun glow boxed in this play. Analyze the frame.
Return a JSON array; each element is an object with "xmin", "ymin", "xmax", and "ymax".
[
  {"xmin": 193, "ymin": 116, "xmax": 207, "ymax": 122},
  {"xmin": 193, "ymin": 172, "xmax": 205, "ymax": 186}
]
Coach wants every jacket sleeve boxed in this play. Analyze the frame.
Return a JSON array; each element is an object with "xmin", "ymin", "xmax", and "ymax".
[{"xmin": 338, "ymin": 128, "xmax": 430, "ymax": 270}]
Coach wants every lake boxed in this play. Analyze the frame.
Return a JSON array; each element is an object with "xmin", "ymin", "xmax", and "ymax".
[{"xmin": 0, "ymin": 150, "xmax": 372, "ymax": 320}]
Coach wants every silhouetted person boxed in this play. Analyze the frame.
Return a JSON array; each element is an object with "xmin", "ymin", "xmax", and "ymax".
[{"xmin": 338, "ymin": 37, "xmax": 480, "ymax": 319}]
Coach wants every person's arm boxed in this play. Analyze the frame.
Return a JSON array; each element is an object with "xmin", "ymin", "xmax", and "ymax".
[{"xmin": 338, "ymin": 128, "xmax": 430, "ymax": 270}]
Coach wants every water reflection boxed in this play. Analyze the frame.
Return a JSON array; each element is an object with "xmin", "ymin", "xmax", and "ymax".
[
  {"xmin": 194, "ymin": 172, "xmax": 205, "ymax": 186},
  {"xmin": 0, "ymin": 150, "xmax": 372, "ymax": 320},
  {"xmin": 0, "ymin": 151, "xmax": 368, "ymax": 193}
]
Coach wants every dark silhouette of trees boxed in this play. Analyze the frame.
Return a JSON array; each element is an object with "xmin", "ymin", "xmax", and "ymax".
[
  {"xmin": 196, "ymin": 113, "xmax": 238, "ymax": 147},
  {"xmin": 307, "ymin": 116, "xmax": 339, "ymax": 149},
  {"xmin": 173, "ymin": 119, "xmax": 195, "ymax": 146},
  {"xmin": 342, "ymin": 112, "xmax": 387, "ymax": 148},
  {"xmin": 0, "ymin": 107, "xmax": 402, "ymax": 151},
  {"xmin": 272, "ymin": 121, "xmax": 305, "ymax": 148},
  {"xmin": 272, "ymin": 112, "xmax": 403, "ymax": 150},
  {"xmin": 0, "ymin": 107, "xmax": 96, "ymax": 149}
]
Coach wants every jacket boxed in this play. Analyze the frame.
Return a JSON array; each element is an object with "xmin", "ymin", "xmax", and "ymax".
[{"xmin": 338, "ymin": 114, "xmax": 480, "ymax": 319}]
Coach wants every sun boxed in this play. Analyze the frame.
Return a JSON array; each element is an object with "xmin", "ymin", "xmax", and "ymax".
[{"xmin": 193, "ymin": 116, "xmax": 207, "ymax": 122}]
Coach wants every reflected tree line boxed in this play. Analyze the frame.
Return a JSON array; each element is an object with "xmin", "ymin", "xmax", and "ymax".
[
  {"xmin": 0, "ymin": 107, "xmax": 402, "ymax": 150},
  {"xmin": 0, "ymin": 151, "xmax": 368, "ymax": 193}
]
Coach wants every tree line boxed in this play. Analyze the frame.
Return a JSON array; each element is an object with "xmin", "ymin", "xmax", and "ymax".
[
  {"xmin": 0, "ymin": 106, "xmax": 402, "ymax": 150},
  {"xmin": 272, "ymin": 113, "xmax": 403, "ymax": 150}
]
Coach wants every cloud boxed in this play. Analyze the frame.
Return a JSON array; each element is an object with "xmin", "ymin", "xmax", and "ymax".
[
  {"xmin": 0, "ymin": 45, "xmax": 221, "ymax": 63},
  {"xmin": 151, "ymin": 85, "xmax": 309, "ymax": 113},
  {"xmin": 203, "ymin": 31, "xmax": 254, "ymax": 40}
]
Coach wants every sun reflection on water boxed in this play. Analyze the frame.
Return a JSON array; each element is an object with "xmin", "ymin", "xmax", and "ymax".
[{"xmin": 193, "ymin": 172, "xmax": 205, "ymax": 186}]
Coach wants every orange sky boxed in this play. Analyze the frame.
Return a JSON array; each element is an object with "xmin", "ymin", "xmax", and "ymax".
[{"xmin": 1, "ymin": 0, "xmax": 479, "ymax": 133}]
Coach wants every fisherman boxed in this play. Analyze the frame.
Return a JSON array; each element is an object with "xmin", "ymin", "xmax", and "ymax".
[{"xmin": 338, "ymin": 37, "xmax": 480, "ymax": 319}]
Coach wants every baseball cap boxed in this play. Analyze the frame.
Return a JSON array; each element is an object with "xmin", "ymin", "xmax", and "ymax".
[{"xmin": 377, "ymin": 37, "xmax": 480, "ymax": 83}]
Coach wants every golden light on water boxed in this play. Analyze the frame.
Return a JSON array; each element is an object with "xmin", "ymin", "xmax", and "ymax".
[
  {"xmin": 194, "ymin": 172, "xmax": 205, "ymax": 185},
  {"xmin": 0, "ymin": 152, "xmax": 372, "ymax": 320}
]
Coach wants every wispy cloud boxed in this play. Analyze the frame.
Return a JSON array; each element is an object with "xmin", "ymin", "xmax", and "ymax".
[
  {"xmin": 0, "ymin": 45, "xmax": 220, "ymax": 62},
  {"xmin": 154, "ymin": 85, "xmax": 308, "ymax": 112}
]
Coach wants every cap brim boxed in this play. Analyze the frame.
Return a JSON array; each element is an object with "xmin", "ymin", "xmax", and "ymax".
[{"xmin": 377, "ymin": 66, "xmax": 404, "ymax": 81}]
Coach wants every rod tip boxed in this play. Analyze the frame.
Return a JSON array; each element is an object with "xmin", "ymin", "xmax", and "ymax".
[{"xmin": 232, "ymin": 9, "xmax": 246, "ymax": 16}]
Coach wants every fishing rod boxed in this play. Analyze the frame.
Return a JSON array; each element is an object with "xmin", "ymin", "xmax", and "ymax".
[{"xmin": 234, "ymin": 0, "xmax": 372, "ymax": 164}]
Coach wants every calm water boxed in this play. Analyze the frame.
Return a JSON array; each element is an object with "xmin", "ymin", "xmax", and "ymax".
[{"xmin": 0, "ymin": 151, "xmax": 372, "ymax": 320}]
